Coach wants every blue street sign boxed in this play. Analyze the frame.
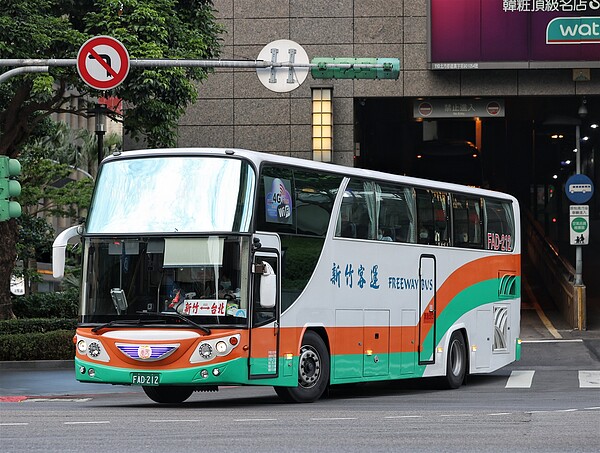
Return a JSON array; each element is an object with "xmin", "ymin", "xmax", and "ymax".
[{"xmin": 565, "ymin": 174, "xmax": 594, "ymax": 204}]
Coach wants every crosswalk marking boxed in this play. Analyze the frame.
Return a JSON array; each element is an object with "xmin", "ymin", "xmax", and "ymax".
[
  {"xmin": 578, "ymin": 371, "xmax": 600, "ymax": 388},
  {"xmin": 506, "ymin": 370, "xmax": 535, "ymax": 388}
]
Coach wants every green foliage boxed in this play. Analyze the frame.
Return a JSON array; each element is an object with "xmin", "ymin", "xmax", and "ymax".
[
  {"xmin": 12, "ymin": 289, "xmax": 79, "ymax": 318},
  {"xmin": 0, "ymin": 330, "xmax": 74, "ymax": 360},
  {"xmin": 0, "ymin": 318, "xmax": 76, "ymax": 335},
  {"xmin": 0, "ymin": 0, "xmax": 224, "ymax": 150},
  {"xmin": 18, "ymin": 124, "xmax": 95, "ymax": 218}
]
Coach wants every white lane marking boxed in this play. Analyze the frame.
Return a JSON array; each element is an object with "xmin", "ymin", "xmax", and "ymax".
[
  {"xmin": 310, "ymin": 417, "xmax": 357, "ymax": 421},
  {"xmin": 149, "ymin": 419, "xmax": 203, "ymax": 423},
  {"xmin": 385, "ymin": 415, "xmax": 423, "ymax": 419},
  {"xmin": 0, "ymin": 423, "xmax": 29, "ymax": 426},
  {"xmin": 579, "ymin": 371, "xmax": 600, "ymax": 388},
  {"xmin": 26, "ymin": 398, "xmax": 92, "ymax": 403},
  {"xmin": 487, "ymin": 412, "xmax": 512, "ymax": 416},
  {"xmin": 64, "ymin": 421, "xmax": 110, "ymax": 425},
  {"xmin": 234, "ymin": 418, "xmax": 277, "ymax": 422},
  {"xmin": 506, "ymin": 370, "xmax": 535, "ymax": 388}
]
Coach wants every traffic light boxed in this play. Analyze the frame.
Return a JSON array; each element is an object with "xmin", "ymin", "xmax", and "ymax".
[
  {"xmin": 310, "ymin": 57, "xmax": 400, "ymax": 80},
  {"xmin": 0, "ymin": 156, "xmax": 22, "ymax": 221}
]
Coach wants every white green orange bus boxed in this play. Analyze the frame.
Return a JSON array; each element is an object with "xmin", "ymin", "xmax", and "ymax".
[{"xmin": 53, "ymin": 148, "xmax": 521, "ymax": 403}]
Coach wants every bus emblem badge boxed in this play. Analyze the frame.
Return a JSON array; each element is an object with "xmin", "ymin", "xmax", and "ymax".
[{"xmin": 138, "ymin": 345, "xmax": 152, "ymax": 360}]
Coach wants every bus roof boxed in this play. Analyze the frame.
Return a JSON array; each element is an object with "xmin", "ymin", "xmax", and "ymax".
[{"xmin": 103, "ymin": 147, "xmax": 517, "ymax": 203}]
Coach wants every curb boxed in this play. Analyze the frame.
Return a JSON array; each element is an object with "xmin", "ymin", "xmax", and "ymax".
[{"xmin": 0, "ymin": 360, "xmax": 73, "ymax": 370}]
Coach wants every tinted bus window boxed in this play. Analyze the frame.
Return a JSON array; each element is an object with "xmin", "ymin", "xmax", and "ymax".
[
  {"xmin": 416, "ymin": 190, "xmax": 450, "ymax": 246},
  {"xmin": 485, "ymin": 199, "xmax": 514, "ymax": 252},
  {"xmin": 452, "ymin": 195, "xmax": 483, "ymax": 248},
  {"xmin": 376, "ymin": 182, "xmax": 416, "ymax": 243},
  {"xmin": 337, "ymin": 179, "xmax": 417, "ymax": 243},
  {"xmin": 257, "ymin": 166, "xmax": 342, "ymax": 236}
]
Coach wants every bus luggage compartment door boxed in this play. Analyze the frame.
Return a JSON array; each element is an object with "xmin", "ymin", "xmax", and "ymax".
[{"xmin": 418, "ymin": 254, "xmax": 436, "ymax": 365}]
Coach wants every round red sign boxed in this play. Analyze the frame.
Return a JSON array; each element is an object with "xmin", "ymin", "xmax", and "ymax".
[
  {"xmin": 486, "ymin": 101, "xmax": 501, "ymax": 116},
  {"xmin": 418, "ymin": 102, "xmax": 433, "ymax": 117},
  {"xmin": 77, "ymin": 36, "xmax": 130, "ymax": 90}
]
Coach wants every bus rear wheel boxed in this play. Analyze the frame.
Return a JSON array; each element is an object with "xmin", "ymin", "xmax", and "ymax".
[
  {"xmin": 442, "ymin": 331, "xmax": 467, "ymax": 389},
  {"xmin": 274, "ymin": 330, "xmax": 330, "ymax": 403},
  {"xmin": 143, "ymin": 386, "xmax": 194, "ymax": 404}
]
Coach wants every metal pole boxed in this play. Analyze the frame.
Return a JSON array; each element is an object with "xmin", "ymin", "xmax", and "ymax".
[
  {"xmin": 574, "ymin": 122, "xmax": 583, "ymax": 286},
  {"xmin": 0, "ymin": 66, "xmax": 49, "ymax": 84},
  {"xmin": 0, "ymin": 58, "xmax": 390, "ymax": 70}
]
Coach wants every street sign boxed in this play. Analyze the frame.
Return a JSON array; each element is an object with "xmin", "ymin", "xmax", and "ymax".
[
  {"xmin": 569, "ymin": 205, "xmax": 589, "ymax": 245},
  {"xmin": 256, "ymin": 40, "xmax": 309, "ymax": 93},
  {"xmin": 413, "ymin": 98, "xmax": 505, "ymax": 119},
  {"xmin": 77, "ymin": 36, "xmax": 130, "ymax": 90},
  {"xmin": 565, "ymin": 174, "xmax": 594, "ymax": 204}
]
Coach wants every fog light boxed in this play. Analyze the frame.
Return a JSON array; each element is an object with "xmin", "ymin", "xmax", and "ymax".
[
  {"xmin": 77, "ymin": 339, "xmax": 87, "ymax": 353},
  {"xmin": 88, "ymin": 368, "xmax": 96, "ymax": 378},
  {"xmin": 200, "ymin": 369, "xmax": 208, "ymax": 378},
  {"xmin": 79, "ymin": 366, "xmax": 86, "ymax": 374},
  {"xmin": 212, "ymin": 368, "xmax": 220, "ymax": 376}
]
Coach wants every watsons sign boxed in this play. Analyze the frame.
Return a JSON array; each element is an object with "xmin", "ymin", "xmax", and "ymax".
[{"xmin": 547, "ymin": 16, "xmax": 600, "ymax": 43}]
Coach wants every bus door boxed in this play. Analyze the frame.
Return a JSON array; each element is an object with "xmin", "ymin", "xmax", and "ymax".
[
  {"xmin": 418, "ymin": 254, "xmax": 436, "ymax": 365},
  {"xmin": 249, "ymin": 247, "xmax": 280, "ymax": 379}
]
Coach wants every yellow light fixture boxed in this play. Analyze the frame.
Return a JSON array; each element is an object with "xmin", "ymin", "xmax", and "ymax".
[{"xmin": 312, "ymin": 88, "xmax": 333, "ymax": 162}]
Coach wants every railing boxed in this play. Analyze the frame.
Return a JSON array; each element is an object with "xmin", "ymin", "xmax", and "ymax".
[{"xmin": 523, "ymin": 210, "xmax": 586, "ymax": 330}]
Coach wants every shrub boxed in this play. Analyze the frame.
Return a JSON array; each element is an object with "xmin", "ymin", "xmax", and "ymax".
[
  {"xmin": 0, "ymin": 330, "xmax": 75, "ymax": 361},
  {"xmin": 12, "ymin": 289, "xmax": 79, "ymax": 319},
  {"xmin": 0, "ymin": 318, "xmax": 77, "ymax": 335}
]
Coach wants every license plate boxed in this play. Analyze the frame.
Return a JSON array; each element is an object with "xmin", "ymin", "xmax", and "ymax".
[{"xmin": 131, "ymin": 373, "xmax": 160, "ymax": 386}]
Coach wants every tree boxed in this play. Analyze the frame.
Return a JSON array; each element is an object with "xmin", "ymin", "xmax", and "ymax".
[
  {"xmin": 0, "ymin": 0, "xmax": 223, "ymax": 319},
  {"xmin": 15, "ymin": 120, "xmax": 95, "ymax": 297}
]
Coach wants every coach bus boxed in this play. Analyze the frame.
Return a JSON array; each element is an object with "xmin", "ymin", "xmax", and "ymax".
[{"xmin": 53, "ymin": 148, "xmax": 521, "ymax": 404}]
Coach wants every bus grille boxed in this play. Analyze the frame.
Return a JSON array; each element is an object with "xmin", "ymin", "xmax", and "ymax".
[{"xmin": 116, "ymin": 344, "xmax": 179, "ymax": 361}]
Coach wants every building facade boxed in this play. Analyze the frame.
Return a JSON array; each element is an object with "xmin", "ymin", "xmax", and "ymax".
[{"xmin": 131, "ymin": 0, "xmax": 600, "ymax": 224}]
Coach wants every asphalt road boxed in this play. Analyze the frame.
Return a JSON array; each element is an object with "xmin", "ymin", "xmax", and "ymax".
[
  {"xmin": 2, "ymin": 278, "xmax": 599, "ymax": 452},
  {"xmin": 1, "ymin": 338, "xmax": 599, "ymax": 453}
]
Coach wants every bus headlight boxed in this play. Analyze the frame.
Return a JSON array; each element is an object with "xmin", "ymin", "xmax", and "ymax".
[
  {"xmin": 215, "ymin": 341, "xmax": 227, "ymax": 354},
  {"xmin": 88, "ymin": 342, "xmax": 102, "ymax": 358},
  {"xmin": 77, "ymin": 339, "xmax": 87, "ymax": 353},
  {"xmin": 198, "ymin": 343, "xmax": 213, "ymax": 359}
]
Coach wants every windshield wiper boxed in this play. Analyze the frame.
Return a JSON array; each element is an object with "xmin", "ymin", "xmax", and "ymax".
[
  {"xmin": 91, "ymin": 318, "xmax": 166, "ymax": 333},
  {"xmin": 158, "ymin": 312, "xmax": 211, "ymax": 335}
]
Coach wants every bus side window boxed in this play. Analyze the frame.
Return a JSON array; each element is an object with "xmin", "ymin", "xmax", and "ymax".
[
  {"xmin": 485, "ymin": 199, "xmax": 514, "ymax": 251},
  {"xmin": 452, "ymin": 195, "xmax": 483, "ymax": 248},
  {"xmin": 378, "ymin": 183, "xmax": 416, "ymax": 243},
  {"xmin": 416, "ymin": 190, "xmax": 434, "ymax": 245}
]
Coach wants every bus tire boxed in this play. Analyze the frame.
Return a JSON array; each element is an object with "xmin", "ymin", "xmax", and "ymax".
[
  {"xmin": 143, "ymin": 386, "xmax": 194, "ymax": 404},
  {"xmin": 442, "ymin": 331, "xmax": 467, "ymax": 389},
  {"xmin": 274, "ymin": 330, "xmax": 330, "ymax": 403}
]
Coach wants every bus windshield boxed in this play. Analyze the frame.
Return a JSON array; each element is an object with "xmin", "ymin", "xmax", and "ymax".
[
  {"xmin": 80, "ymin": 236, "xmax": 251, "ymax": 326},
  {"xmin": 86, "ymin": 156, "xmax": 256, "ymax": 234}
]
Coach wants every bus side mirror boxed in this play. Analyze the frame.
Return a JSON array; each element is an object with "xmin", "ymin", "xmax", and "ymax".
[
  {"xmin": 52, "ymin": 225, "xmax": 81, "ymax": 278},
  {"xmin": 259, "ymin": 261, "xmax": 276, "ymax": 309}
]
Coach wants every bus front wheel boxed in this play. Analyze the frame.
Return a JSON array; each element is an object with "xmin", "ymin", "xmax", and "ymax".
[
  {"xmin": 274, "ymin": 330, "xmax": 330, "ymax": 403},
  {"xmin": 442, "ymin": 331, "xmax": 467, "ymax": 389},
  {"xmin": 143, "ymin": 386, "xmax": 194, "ymax": 404}
]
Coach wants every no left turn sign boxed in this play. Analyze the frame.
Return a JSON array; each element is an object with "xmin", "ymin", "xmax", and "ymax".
[{"xmin": 77, "ymin": 36, "xmax": 130, "ymax": 90}]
